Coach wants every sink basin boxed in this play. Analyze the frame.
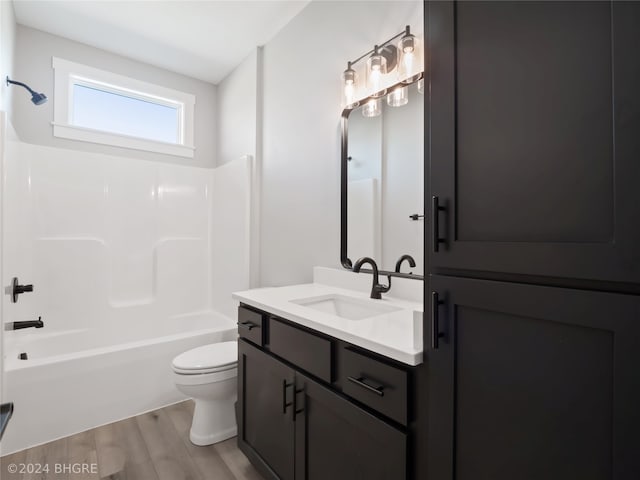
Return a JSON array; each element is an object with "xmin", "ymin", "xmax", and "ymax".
[{"xmin": 291, "ymin": 294, "xmax": 401, "ymax": 320}]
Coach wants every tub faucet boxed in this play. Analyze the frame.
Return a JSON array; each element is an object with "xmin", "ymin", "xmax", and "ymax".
[
  {"xmin": 352, "ymin": 257, "xmax": 391, "ymax": 300},
  {"xmin": 5, "ymin": 316, "xmax": 44, "ymax": 331}
]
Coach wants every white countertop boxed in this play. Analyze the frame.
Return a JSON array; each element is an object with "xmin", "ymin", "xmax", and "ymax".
[{"xmin": 233, "ymin": 283, "xmax": 423, "ymax": 366}]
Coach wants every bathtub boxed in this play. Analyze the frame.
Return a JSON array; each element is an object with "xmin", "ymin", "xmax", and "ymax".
[{"xmin": 0, "ymin": 311, "xmax": 236, "ymax": 455}]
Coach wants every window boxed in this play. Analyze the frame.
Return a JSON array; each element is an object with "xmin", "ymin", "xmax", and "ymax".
[{"xmin": 52, "ymin": 57, "xmax": 195, "ymax": 157}]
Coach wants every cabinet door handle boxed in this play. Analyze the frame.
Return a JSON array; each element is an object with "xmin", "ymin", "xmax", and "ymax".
[
  {"xmin": 237, "ymin": 321, "xmax": 258, "ymax": 331},
  {"xmin": 293, "ymin": 385, "xmax": 305, "ymax": 421},
  {"xmin": 431, "ymin": 196, "xmax": 446, "ymax": 252},
  {"xmin": 431, "ymin": 291, "xmax": 445, "ymax": 349},
  {"xmin": 282, "ymin": 380, "xmax": 293, "ymax": 414},
  {"xmin": 347, "ymin": 376, "xmax": 385, "ymax": 397}
]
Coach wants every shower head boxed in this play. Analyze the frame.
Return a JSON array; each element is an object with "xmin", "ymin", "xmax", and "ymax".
[
  {"xmin": 6, "ymin": 76, "xmax": 48, "ymax": 105},
  {"xmin": 30, "ymin": 92, "xmax": 48, "ymax": 105}
]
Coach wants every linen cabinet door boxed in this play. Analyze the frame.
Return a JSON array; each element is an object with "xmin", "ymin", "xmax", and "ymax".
[
  {"xmin": 238, "ymin": 340, "xmax": 295, "ymax": 480},
  {"xmin": 428, "ymin": 1, "xmax": 640, "ymax": 284},
  {"xmin": 427, "ymin": 275, "xmax": 640, "ymax": 480},
  {"xmin": 294, "ymin": 374, "xmax": 407, "ymax": 480}
]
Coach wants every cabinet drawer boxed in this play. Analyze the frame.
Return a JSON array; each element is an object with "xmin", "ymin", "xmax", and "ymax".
[
  {"xmin": 340, "ymin": 347, "xmax": 408, "ymax": 425},
  {"xmin": 237, "ymin": 306, "xmax": 264, "ymax": 346},
  {"xmin": 269, "ymin": 319, "xmax": 332, "ymax": 383}
]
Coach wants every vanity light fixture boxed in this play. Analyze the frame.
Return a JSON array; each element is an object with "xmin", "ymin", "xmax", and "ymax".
[{"xmin": 341, "ymin": 25, "xmax": 422, "ymax": 108}]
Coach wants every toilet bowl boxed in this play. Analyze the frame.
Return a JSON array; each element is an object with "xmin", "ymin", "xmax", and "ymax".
[{"xmin": 172, "ymin": 341, "xmax": 238, "ymax": 446}]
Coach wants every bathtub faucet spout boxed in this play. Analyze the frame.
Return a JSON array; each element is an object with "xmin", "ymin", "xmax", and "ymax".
[{"xmin": 5, "ymin": 317, "xmax": 44, "ymax": 330}]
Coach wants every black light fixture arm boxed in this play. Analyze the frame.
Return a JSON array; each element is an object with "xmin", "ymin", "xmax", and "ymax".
[{"xmin": 345, "ymin": 25, "xmax": 412, "ymax": 68}]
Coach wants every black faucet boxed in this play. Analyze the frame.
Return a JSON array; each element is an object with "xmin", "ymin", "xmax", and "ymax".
[
  {"xmin": 11, "ymin": 277, "xmax": 33, "ymax": 303},
  {"xmin": 395, "ymin": 254, "xmax": 416, "ymax": 273},
  {"xmin": 5, "ymin": 317, "xmax": 44, "ymax": 331},
  {"xmin": 352, "ymin": 257, "xmax": 391, "ymax": 299}
]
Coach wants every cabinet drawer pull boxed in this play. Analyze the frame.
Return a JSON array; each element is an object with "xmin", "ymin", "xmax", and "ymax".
[
  {"xmin": 347, "ymin": 376, "xmax": 385, "ymax": 397},
  {"xmin": 237, "ymin": 321, "xmax": 258, "ymax": 331},
  {"xmin": 282, "ymin": 380, "xmax": 293, "ymax": 414}
]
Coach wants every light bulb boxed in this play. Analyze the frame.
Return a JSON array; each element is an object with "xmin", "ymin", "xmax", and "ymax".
[
  {"xmin": 366, "ymin": 48, "xmax": 387, "ymax": 97},
  {"xmin": 387, "ymin": 85, "xmax": 408, "ymax": 107},
  {"xmin": 398, "ymin": 28, "xmax": 420, "ymax": 83},
  {"xmin": 362, "ymin": 98, "xmax": 382, "ymax": 118},
  {"xmin": 342, "ymin": 64, "xmax": 359, "ymax": 108}
]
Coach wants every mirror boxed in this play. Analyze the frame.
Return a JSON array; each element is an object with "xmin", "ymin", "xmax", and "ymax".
[{"xmin": 341, "ymin": 77, "xmax": 424, "ymax": 277}]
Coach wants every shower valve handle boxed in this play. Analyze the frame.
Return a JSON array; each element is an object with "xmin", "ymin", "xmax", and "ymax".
[{"xmin": 11, "ymin": 277, "xmax": 34, "ymax": 303}]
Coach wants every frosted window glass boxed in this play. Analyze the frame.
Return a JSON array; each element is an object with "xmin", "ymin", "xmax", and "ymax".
[{"xmin": 72, "ymin": 84, "xmax": 179, "ymax": 144}]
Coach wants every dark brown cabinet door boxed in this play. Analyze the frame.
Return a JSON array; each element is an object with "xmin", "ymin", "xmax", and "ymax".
[
  {"xmin": 427, "ymin": 275, "xmax": 640, "ymax": 480},
  {"xmin": 238, "ymin": 340, "xmax": 295, "ymax": 480},
  {"xmin": 428, "ymin": 1, "xmax": 640, "ymax": 285},
  {"xmin": 294, "ymin": 374, "xmax": 407, "ymax": 480}
]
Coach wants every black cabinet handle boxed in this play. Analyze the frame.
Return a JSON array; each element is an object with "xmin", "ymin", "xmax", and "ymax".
[
  {"xmin": 282, "ymin": 380, "xmax": 293, "ymax": 414},
  {"xmin": 293, "ymin": 385, "xmax": 305, "ymax": 421},
  {"xmin": 431, "ymin": 196, "xmax": 446, "ymax": 252},
  {"xmin": 347, "ymin": 376, "xmax": 385, "ymax": 397},
  {"xmin": 237, "ymin": 321, "xmax": 258, "ymax": 331},
  {"xmin": 431, "ymin": 291, "xmax": 445, "ymax": 349}
]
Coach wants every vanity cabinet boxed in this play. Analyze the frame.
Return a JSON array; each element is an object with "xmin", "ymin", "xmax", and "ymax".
[
  {"xmin": 237, "ymin": 306, "xmax": 412, "ymax": 480},
  {"xmin": 238, "ymin": 339, "xmax": 295, "ymax": 480},
  {"xmin": 294, "ymin": 372, "xmax": 406, "ymax": 480},
  {"xmin": 428, "ymin": 0, "xmax": 640, "ymax": 287}
]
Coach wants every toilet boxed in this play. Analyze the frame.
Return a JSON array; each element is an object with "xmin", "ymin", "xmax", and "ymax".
[{"xmin": 172, "ymin": 341, "xmax": 238, "ymax": 446}]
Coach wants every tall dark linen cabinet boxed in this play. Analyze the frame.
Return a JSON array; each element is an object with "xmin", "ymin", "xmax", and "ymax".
[{"xmin": 424, "ymin": 2, "xmax": 640, "ymax": 479}]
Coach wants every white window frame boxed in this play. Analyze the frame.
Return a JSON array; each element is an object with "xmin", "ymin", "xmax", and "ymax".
[{"xmin": 52, "ymin": 57, "xmax": 195, "ymax": 158}]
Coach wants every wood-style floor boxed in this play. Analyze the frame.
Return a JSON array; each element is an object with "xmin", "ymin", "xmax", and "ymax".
[{"xmin": 0, "ymin": 400, "xmax": 264, "ymax": 480}]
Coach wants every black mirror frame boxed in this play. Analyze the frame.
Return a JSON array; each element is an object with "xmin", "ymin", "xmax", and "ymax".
[{"xmin": 340, "ymin": 73, "xmax": 425, "ymax": 281}]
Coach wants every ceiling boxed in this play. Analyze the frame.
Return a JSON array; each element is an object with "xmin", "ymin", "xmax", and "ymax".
[{"xmin": 12, "ymin": 0, "xmax": 310, "ymax": 84}]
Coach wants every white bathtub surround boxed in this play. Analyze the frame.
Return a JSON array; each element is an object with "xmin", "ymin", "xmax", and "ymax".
[
  {"xmin": 211, "ymin": 156, "xmax": 255, "ymax": 319},
  {"xmin": 233, "ymin": 268, "xmax": 423, "ymax": 365},
  {"xmin": 2, "ymin": 142, "xmax": 215, "ymax": 332},
  {"xmin": 1, "ymin": 143, "xmax": 253, "ymax": 454}
]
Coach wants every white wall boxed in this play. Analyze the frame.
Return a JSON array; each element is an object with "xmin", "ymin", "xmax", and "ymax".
[
  {"xmin": 0, "ymin": 0, "xmax": 16, "ymax": 115},
  {"xmin": 12, "ymin": 25, "xmax": 217, "ymax": 168},
  {"xmin": 259, "ymin": 0, "xmax": 422, "ymax": 286},
  {"xmin": 2, "ymin": 142, "xmax": 215, "ymax": 334},
  {"xmin": 217, "ymin": 49, "xmax": 260, "ymax": 166}
]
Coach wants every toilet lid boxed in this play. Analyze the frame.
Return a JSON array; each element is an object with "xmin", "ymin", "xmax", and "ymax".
[{"xmin": 172, "ymin": 341, "xmax": 237, "ymax": 372}]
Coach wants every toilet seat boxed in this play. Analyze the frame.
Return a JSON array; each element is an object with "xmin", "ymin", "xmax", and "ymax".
[
  {"xmin": 172, "ymin": 341, "xmax": 237, "ymax": 375},
  {"xmin": 173, "ymin": 363, "xmax": 236, "ymax": 375}
]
